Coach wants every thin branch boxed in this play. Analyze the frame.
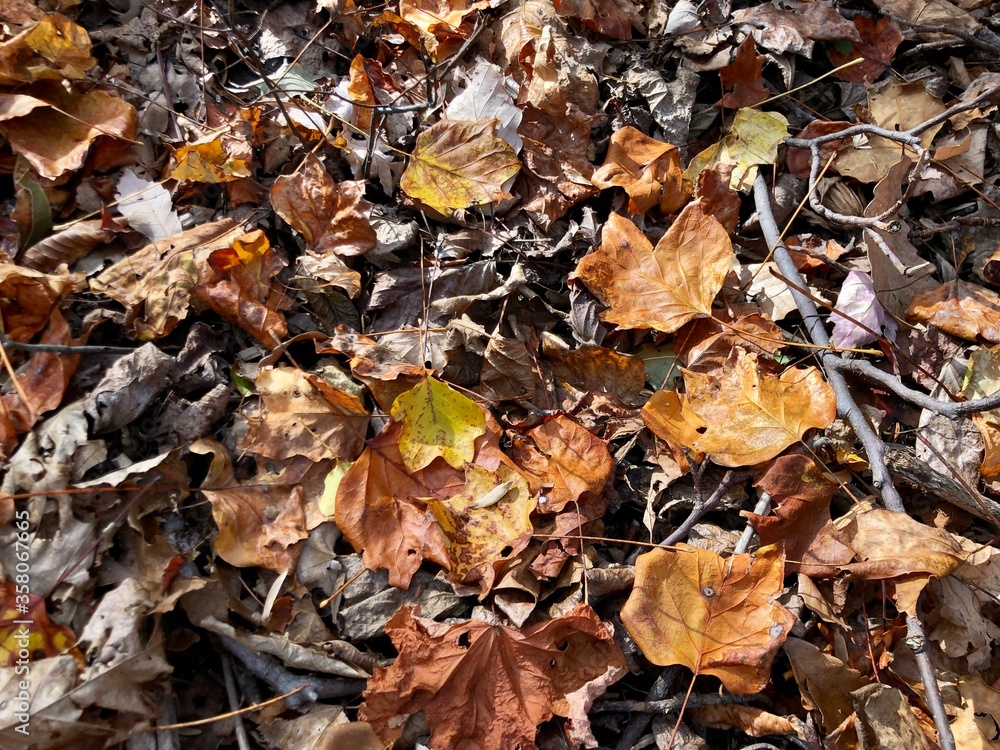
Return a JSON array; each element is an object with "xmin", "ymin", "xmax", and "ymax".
[
  {"xmin": 595, "ymin": 692, "xmax": 756, "ymax": 715},
  {"xmin": 661, "ymin": 470, "xmax": 744, "ymax": 547}
]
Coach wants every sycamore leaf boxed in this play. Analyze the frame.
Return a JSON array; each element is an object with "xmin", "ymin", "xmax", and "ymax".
[
  {"xmin": 684, "ymin": 108, "xmax": 789, "ymax": 191},
  {"xmin": 590, "ymin": 126, "xmax": 688, "ymax": 214},
  {"xmin": 270, "ymin": 153, "xmax": 376, "ymax": 256},
  {"xmin": 399, "ymin": 118, "xmax": 521, "ymax": 214},
  {"xmin": 677, "ymin": 349, "xmax": 836, "ymax": 467},
  {"xmin": 390, "ymin": 376, "xmax": 487, "ymax": 472},
  {"xmin": 115, "ymin": 169, "xmax": 182, "ymax": 243},
  {"xmin": 622, "ymin": 543, "xmax": 796, "ymax": 694},
  {"xmin": 361, "ymin": 604, "xmax": 627, "ymax": 750},
  {"xmin": 572, "ymin": 201, "xmax": 734, "ymax": 333},
  {"xmin": 429, "ymin": 463, "xmax": 535, "ymax": 595}
]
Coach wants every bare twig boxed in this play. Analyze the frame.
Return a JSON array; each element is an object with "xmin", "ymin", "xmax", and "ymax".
[
  {"xmin": 221, "ymin": 654, "xmax": 252, "ymax": 750},
  {"xmin": 0, "ymin": 329, "xmax": 134, "ymax": 355},
  {"xmin": 595, "ymin": 692, "xmax": 756, "ymax": 714},
  {"xmin": 661, "ymin": 470, "xmax": 744, "ymax": 547}
]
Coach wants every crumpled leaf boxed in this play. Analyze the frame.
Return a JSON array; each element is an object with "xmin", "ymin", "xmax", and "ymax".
[
  {"xmin": 622, "ymin": 543, "xmax": 796, "ymax": 694},
  {"xmin": 906, "ymin": 280, "xmax": 1000, "ymax": 344},
  {"xmin": 718, "ymin": 37, "xmax": 769, "ymax": 109},
  {"xmin": 951, "ymin": 676, "xmax": 1000, "ymax": 750},
  {"xmin": 0, "ymin": 13, "xmax": 95, "ymax": 85},
  {"xmin": 510, "ymin": 415, "xmax": 614, "ymax": 511},
  {"xmin": 115, "ymin": 169, "xmax": 182, "ymax": 242},
  {"xmin": 0, "ymin": 82, "xmax": 137, "ymax": 179},
  {"xmin": 684, "ymin": 108, "xmax": 789, "ymax": 191},
  {"xmin": 827, "ymin": 16, "xmax": 903, "ymax": 83},
  {"xmin": 572, "ymin": 201, "xmax": 734, "ymax": 333},
  {"xmin": 390, "ymin": 376, "xmax": 487, "ymax": 472},
  {"xmin": 429, "ymin": 463, "xmax": 535, "ymax": 595},
  {"xmin": 0, "ymin": 263, "xmax": 70, "ymax": 342},
  {"xmin": 400, "ymin": 118, "xmax": 521, "ymax": 214},
  {"xmin": 170, "ymin": 135, "xmax": 251, "ymax": 183},
  {"xmin": 239, "ymin": 365, "xmax": 369, "ymax": 462},
  {"xmin": 361, "ymin": 603, "xmax": 627, "ymax": 750},
  {"xmin": 591, "ymin": 126, "xmax": 687, "ymax": 214},
  {"xmin": 445, "ymin": 59, "xmax": 522, "ymax": 152},
  {"xmin": 553, "ymin": 0, "xmax": 640, "ymax": 40},
  {"xmin": 830, "ymin": 270, "xmax": 897, "ymax": 349},
  {"xmin": 192, "ymin": 229, "xmax": 291, "ymax": 347},
  {"xmin": 645, "ymin": 349, "xmax": 836, "ymax": 467},
  {"xmin": 0, "ymin": 580, "xmax": 81, "ymax": 667},
  {"xmin": 963, "ymin": 346, "xmax": 1000, "ymax": 477},
  {"xmin": 271, "ymin": 153, "xmax": 376, "ymax": 256}
]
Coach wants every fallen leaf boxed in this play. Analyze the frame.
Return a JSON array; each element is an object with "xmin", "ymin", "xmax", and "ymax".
[
  {"xmin": 0, "ymin": 263, "xmax": 70, "ymax": 342},
  {"xmin": 591, "ymin": 126, "xmax": 687, "ymax": 214},
  {"xmin": 827, "ymin": 16, "xmax": 903, "ymax": 83},
  {"xmin": 553, "ymin": 0, "xmax": 639, "ymax": 40},
  {"xmin": 622, "ymin": 543, "xmax": 796, "ymax": 694},
  {"xmin": 684, "ymin": 108, "xmax": 789, "ymax": 191},
  {"xmin": 731, "ymin": 1, "xmax": 860, "ymax": 57},
  {"xmin": 390, "ymin": 376, "xmax": 487, "ymax": 472},
  {"xmin": 951, "ymin": 677, "xmax": 1000, "ymax": 750},
  {"xmin": 783, "ymin": 637, "xmax": 868, "ymax": 735},
  {"xmin": 429, "ymin": 462, "xmax": 535, "ymax": 595},
  {"xmin": 662, "ymin": 349, "xmax": 836, "ymax": 467},
  {"xmin": 906, "ymin": 280, "xmax": 1000, "ymax": 344},
  {"xmin": 830, "ymin": 270, "xmax": 897, "ymax": 349},
  {"xmin": 170, "ymin": 135, "xmax": 251, "ymax": 183},
  {"xmin": 399, "ymin": 118, "xmax": 521, "ymax": 214},
  {"xmin": 963, "ymin": 346, "xmax": 1000, "ymax": 477},
  {"xmin": 690, "ymin": 704, "xmax": 803, "ymax": 740},
  {"xmin": 270, "ymin": 153, "xmax": 377, "ymax": 256},
  {"xmin": 641, "ymin": 389, "xmax": 707, "ymax": 471},
  {"xmin": 0, "ymin": 580, "xmax": 81, "ymax": 667},
  {"xmin": 18, "ymin": 218, "xmax": 114, "ymax": 273},
  {"xmin": 510, "ymin": 415, "xmax": 614, "ymax": 511},
  {"xmin": 718, "ymin": 37, "xmax": 769, "ymax": 109},
  {"xmin": 0, "ymin": 13, "xmax": 95, "ymax": 85},
  {"xmin": 192, "ymin": 229, "xmax": 291, "ymax": 347},
  {"xmin": 445, "ymin": 59, "xmax": 522, "ymax": 151},
  {"xmin": 239, "ymin": 365, "xmax": 369, "ymax": 462},
  {"xmin": 361, "ymin": 604, "xmax": 626, "ymax": 749},
  {"xmin": 115, "ymin": 169, "xmax": 182, "ymax": 242},
  {"xmin": 0, "ymin": 82, "xmax": 137, "ymax": 179},
  {"xmin": 572, "ymin": 201, "xmax": 734, "ymax": 333}
]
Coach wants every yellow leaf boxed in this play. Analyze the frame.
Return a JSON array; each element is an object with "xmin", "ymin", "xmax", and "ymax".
[
  {"xmin": 964, "ymin": 345, "xmax": 1000, "ymax": 477},
  {"xmin": 171, "ymin": 136, "xmax": 251, "ymax": 183},
  {"xmin": 684, "ymin": 108, "xmax": 789, "ymax": 191},
  {"xmin": 391, "ymin": 376, "xmax": 487, "ymax": 472},
  {"xmin": 400, "ymin": 118, "xmax": 521, "ymax": 214},
  {"xmin": 572, "ymin": 201, "xmax": 734, "ymax": 333}
]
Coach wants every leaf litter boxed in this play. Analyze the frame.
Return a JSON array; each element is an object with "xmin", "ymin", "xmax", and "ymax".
[{"xmin": 1, "ymin": 0, "xmax": 1000, "ymax": 749}]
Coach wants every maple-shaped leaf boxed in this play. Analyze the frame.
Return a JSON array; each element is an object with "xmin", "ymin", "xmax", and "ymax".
[
  {"xmin": 830, "ymin": 270, "xmax": 897, "ymax": 349},
  {"xmin": 827, "ymin": 16, "xmax": 903, "ymax": 83},
  {"xmin": 361, "ymin": 604, "xmax": 627, "ymax": 750},
  {"xmin": 743, "ymin": 454, "xmax": 853, "ymax": 575},
  {"xmin": 0, "ymin": 580, "xmax": 82, "ymax": 667},
  {"xmin": 657, "ymin": 349, "xmax": 837, "ymax": 467},
  {"xmin": 906, "ymin": 280, "xmax": 1000, "ymax": 344},
  {"xmin": 335, "ymin": 415, "xmax": 510, "ymax": 589},
  {"xmin": 238, "ymin": 365, "xmax": 370, "ymax": 462},
  {"xmin": 622, "ymin": 543, "xmax": 796, "ymax": 694},
  {"xmin": 390, "ymin": 376, "xmax": 487, "ymax": 472},
  {"xmin": 684, "ymin": 108, "xmax": 789, "ymax": 192},
  {"xmin": 429, "ymin": 463, "xmax": 535, "ymax": 596},
  {"xmin": 270, "ymin": 153, "xmax": 376, "ymax": 256},
  {"xmin": 510, "ymin": 415, "xmax": 614, "ymax": 512},
  {"xmin": 718, "ymin": 37, "xmax": 769, "ymax": 109},
  {"xmin": 400, "ymin": 118, "xmax": 521, "ymax": 214},
  {"xmin": 0, "ymin": 82, "xmax": 137, "ymax": 179},
  {"xmin": 591, "ymin": 126, "xmax": 688, "ymax": 214},
  {"xmin": 572, "ymin": 201, "xmax": 734, "ymax": 333},
  {"xmin": 0, "ymin": 13, "xmax": 95, "ymax": 85},
  {"xmin": 192, "ymin": 229, "xmax": 291, "ymax": 347}
]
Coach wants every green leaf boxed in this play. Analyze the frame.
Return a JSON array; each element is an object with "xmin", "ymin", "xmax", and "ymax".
[{"xmin": 390, "ymin": 376, "xmax": 486, "ymax": 472}]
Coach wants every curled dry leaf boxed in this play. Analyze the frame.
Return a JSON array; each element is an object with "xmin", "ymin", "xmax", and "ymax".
[
  {"xmin": 239, "ymin": 365, "xmax": 369, "ymax": 463},
  {"xmin": 553, "ymin": 0, "xmax": 639, "ymax": 40},
  {"xmin": 361, "ymin": 603, "xmax": 626, "ymax": 750},
  {"xmin": 0, "ymin": 13, "xmax": 95, "ymax": 85},
  {"xmin": 906, "ymin": 280, "xmax": 1000, "ymax": 344},
  {"xmin": 622, "ymin": 543, "xmax": 796, "ymax": 694},
  {"xmin": 0, "ymin": 580, "xmax": 81, "ymax": 666},
  {"xmin": 962, "ymin": 346, "xmax": 1000, "ymax": 477},
  {"xmin": 591, "ymin": 126, "xmax": 687, "ymax": 214},
  {"xmin": 0, "ymin": 262, "xmax": 70, "ymax": 341},
  {"xmin": 718, "ymin": 37, "xmax": 769, "ymax": 109},
  {"xmin": 170, "ymin": 136, "xmax": 251, "ymax": 183},
  {"xmin": 399, "ymin": 118, "xmax": 521, "ymax": 214},
  {"xmin": 390, "ymin": 376, "xmax": 487, "ymax": 472},
  {"xmin": 572, "ymin": 201, "xmax": 734, "ymax": 333},
  {"xmin": 684, "ymin": 108, "xmax": 789, "ymax": 191},
  {"xmin": 644, "ymin": 349, "xmax": 836, "ymax": 467},
  {"xmin": 0, "ymin": 82, "xmax": 137, "ymax": 179},
  {"xmin": 511, "ymin": 414, "xmax": 613, "ymax": 511},
  {"xmin": 270, "ymin": 153, "xmax": 376, "ymax": 256}
]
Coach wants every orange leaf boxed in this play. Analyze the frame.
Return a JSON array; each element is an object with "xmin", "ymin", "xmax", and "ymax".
[
  {"xmin": 572, "ymin": 201, "xmax": 733, "ymax": 333},
  {"xmin": 718, "ymin": 37, "xmax": 769, "ymax": 109},
  {"xmin": 621, "ymin": 543, "xmax": 796, "ymax": 694},
  {"xmin": 271, "ymin": 153, "xmax": 377, "ymax": 256},
  {"xmin": 510, "ymin": 415, "xmax": 614, "ymax": 511},
  {"xmin": 591, "ymin": 126, "xmax": 687, "ymax": 214},
  {"xmin": 0, "ymin": 580, "xmax": 82, "ymax": 668},
  {"xmin": 192, "ymin": 230, "xmax": 291, "ymax": 347},
  {"xmin": 171, "ymin": 136, "xmax": 251, "ymax": 183},
  {"xmin": 681, "ymin": 349, "xmax": 836, "ymax": 467},
  {"xmin": 361, "ymin": 603, "xmax": 627, "ymax": 750},
  {"xmin": 906, "ymin": 280, "xmax": 1000, "ymax": 343},
  {"xmin": 0, "ymin": 13, "xmax": 95, "ymax": 85}
]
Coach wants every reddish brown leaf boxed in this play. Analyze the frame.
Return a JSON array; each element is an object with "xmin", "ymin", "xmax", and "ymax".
[
  {"xmin": 271, "ymin": 153, "xmax": 377, "ymax": 256},
  {"xmin": 719, "ymin": 37, "xmax": 769, "ymax": 109},
  {"xmin": 591, "ymin": 126, "xmax": 688, "ymax": 214},
  {"xmin": 622, "ymin": 544, "xmax": 796, "ymax": 694},
  {"xmin": 0, "ymin": 263, "xmax": 70, "ymax": 342},
  {"xmin": 827, "ymin": 16, "xmax": 903, "ymax": 83},
  {"xmin": 361, "ymin": 604, "xmax": 626, "ymax": 750},
  {"xmin": 553, "ymin": 0, "xmax": 638, "ymax": 40}
]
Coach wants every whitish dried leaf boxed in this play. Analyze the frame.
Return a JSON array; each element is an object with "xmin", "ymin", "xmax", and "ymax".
[
  {"xmin": 830, "ymin": 271, "xmax": 897, "ymax": 349},
  {"xmin": 115, "ymin": 169, "xmax": 182, "ymax": 242},
  {"xmin": 572, "ymin": 201, "xmax": 733, "ymax": 333},
  {"xmin": 445, "ymin": 59, "xmax": 522, "ymax": 151}
]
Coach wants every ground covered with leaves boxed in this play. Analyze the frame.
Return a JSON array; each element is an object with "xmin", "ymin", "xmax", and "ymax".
[{"xmin": 2, "ymin": 0, "xmax": 1000, "ymax": 748}]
